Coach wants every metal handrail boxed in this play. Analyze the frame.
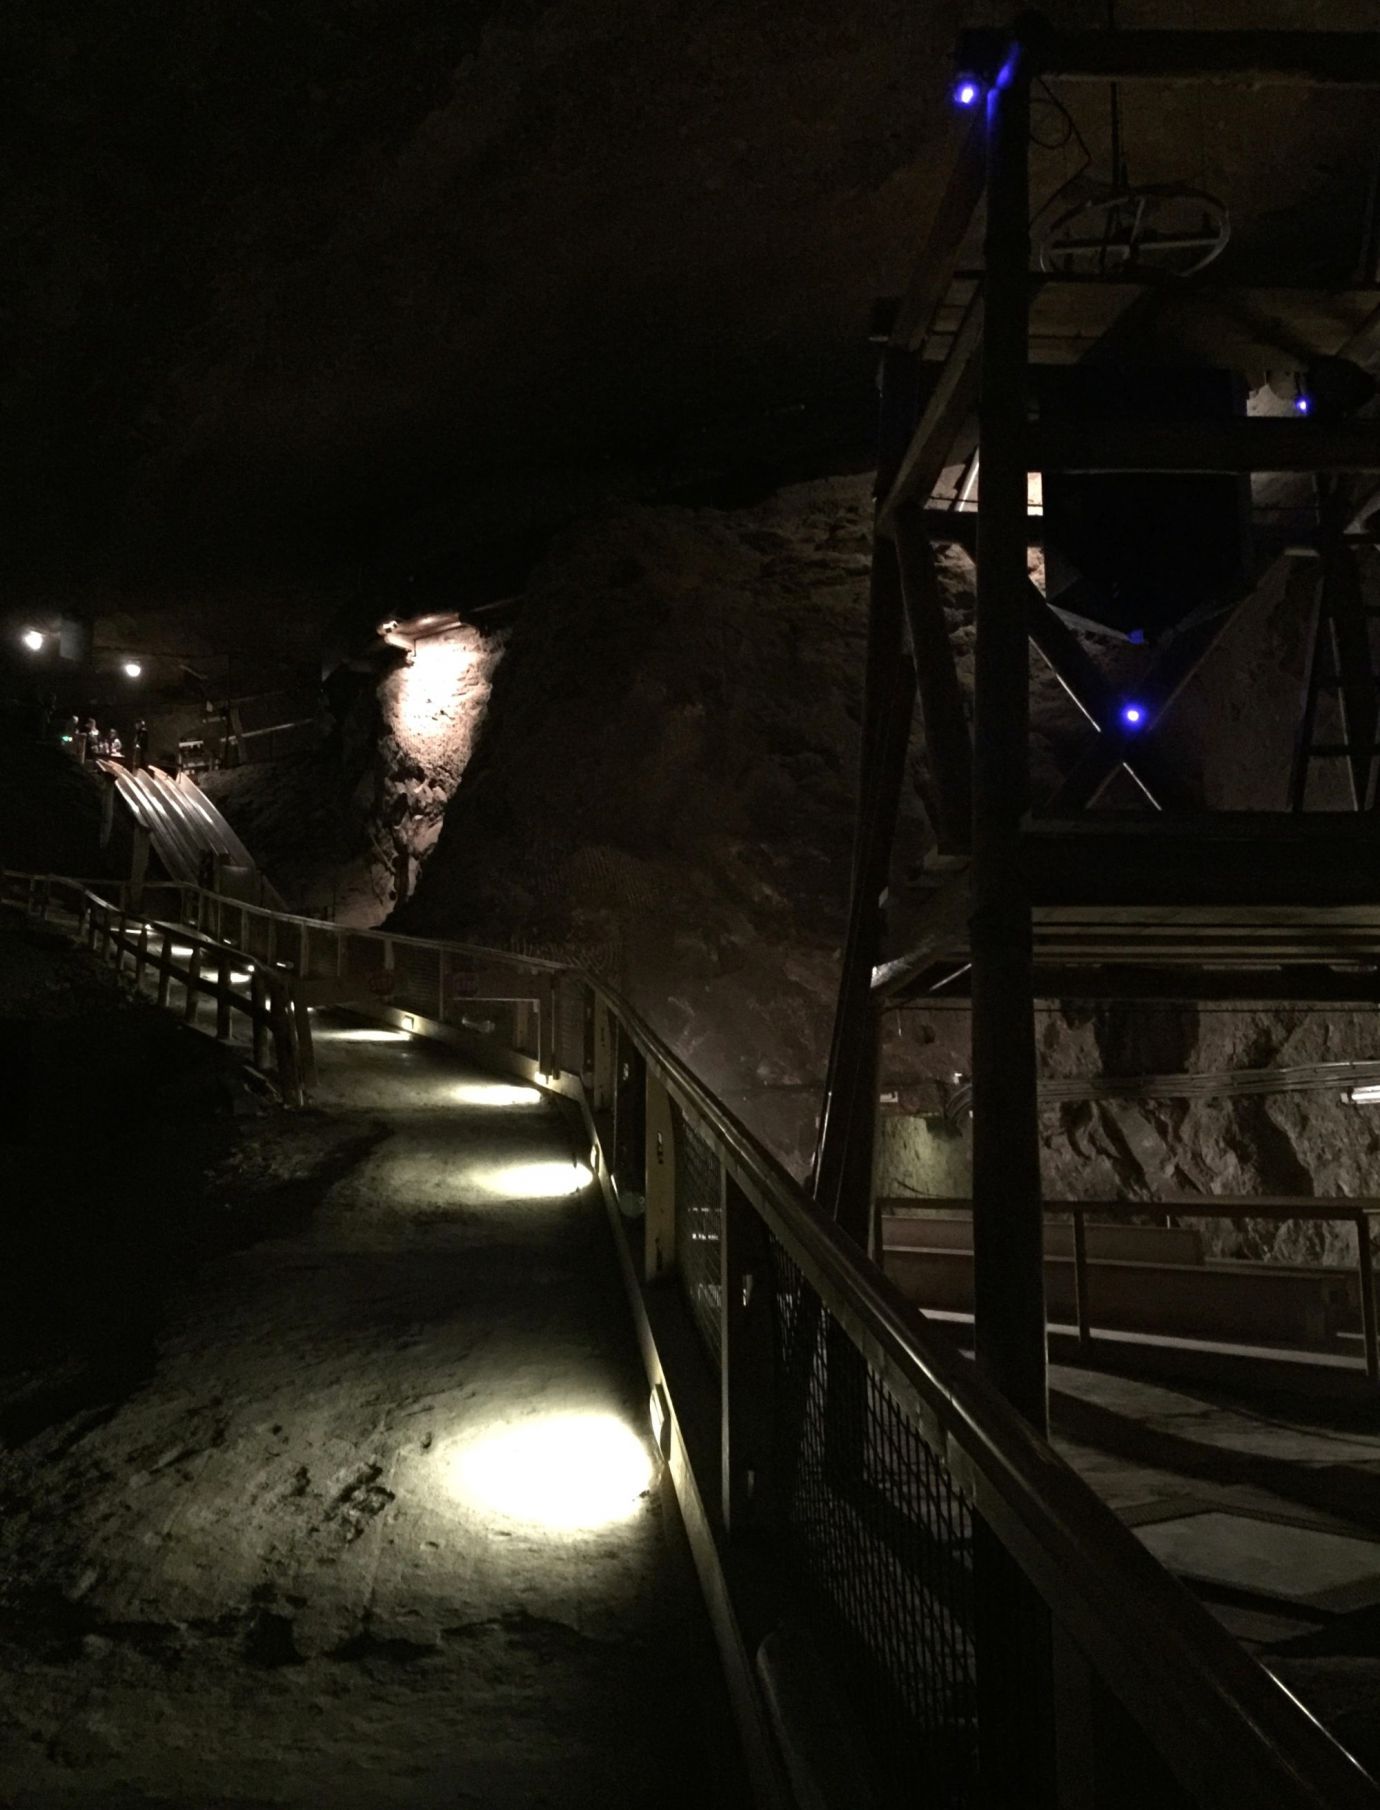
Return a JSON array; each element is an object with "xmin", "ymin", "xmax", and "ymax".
[
  {"xmin": 5, "ymin": 865, "xmax": 1374, "ymax": 1806},
  {"xmin": 585, "ymin": 979, "xmax": 1375, "ymax": 1807}
]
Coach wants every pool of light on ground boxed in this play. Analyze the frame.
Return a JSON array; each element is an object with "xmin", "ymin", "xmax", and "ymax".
[{"xmin": 446, "ymin": 1412, "xmax": 655, "ymax": 1532}]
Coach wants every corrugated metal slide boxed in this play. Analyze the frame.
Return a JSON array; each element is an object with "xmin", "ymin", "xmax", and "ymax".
[{"xmin": 98, "ymin": 762, "xmax": 285, "ymax": 908}]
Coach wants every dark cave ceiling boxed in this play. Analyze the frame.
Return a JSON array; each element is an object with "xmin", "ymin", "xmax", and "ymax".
[{"xmin": 5, "ymin": 0, "xmax": 1379, "ymax": 601}]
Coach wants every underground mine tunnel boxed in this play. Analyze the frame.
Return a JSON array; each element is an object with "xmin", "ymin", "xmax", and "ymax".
[{"xmin": 6, "ymin": 6, "xmax": 1380, "ymax": 1808}]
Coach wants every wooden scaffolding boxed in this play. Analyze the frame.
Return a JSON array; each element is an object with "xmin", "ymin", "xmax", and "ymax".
[{"xmin": 812, "ymin": 21, "xmax": 1380, "ymax": 1436}]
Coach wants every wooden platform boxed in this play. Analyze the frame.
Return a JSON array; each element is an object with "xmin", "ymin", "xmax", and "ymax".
[
  {"xmin": 876, "ymin": 817, "xmax": 1380, "ymax": 1003},
  {"xmin": 921, "ymin": 277, "xmax": 1380, "ymax": 373}
]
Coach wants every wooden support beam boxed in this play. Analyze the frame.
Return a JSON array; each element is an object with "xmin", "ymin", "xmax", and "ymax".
[
  {"xmin": 970, "ymin": 58, "xmax": 1048, "ymax": 1436},
  {"xmin": 893, "ymin": 505, "xmax": 973, "ymax": 849},
  {"xmin": 958, "ymin": 26, "xmax": 1380, "ymax": 86},
  {"xmin": 1028, "ymin": 965, "xmax": 1380, "ymax": 1004},
  {"xmin": 1031, "ymin": 416, "xmax": 1380, "ymax": 475},
  {"xmin": 1317, "ymin": 489, "xmax": 1376, "ymax": 808},
  {"xmin": 889, "ymin": 116, "xmax": 986, "ymax": 352},
  {"xmin": 251, "ymin": 969, "xmax": 269, "ymax": 1070},
  {"xmin": 294, "ymin": 995, "xmax": 317, "ymax": 1091},
  {"xmin": 877, "ymin": 293, "xmax": 983, "ymax": 529},
  {"xmin": 814, "ymin": 348, "xmax": 921, "ymax": 1241},
  {"xmin": 645, "ymin": 1072, "xmax": 676, "ymax": 1282}
]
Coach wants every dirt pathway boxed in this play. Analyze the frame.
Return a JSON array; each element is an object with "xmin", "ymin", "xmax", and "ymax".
[{"xmin": 0, "ymin": 1015, "xmax": 744, "ymax": 1808}]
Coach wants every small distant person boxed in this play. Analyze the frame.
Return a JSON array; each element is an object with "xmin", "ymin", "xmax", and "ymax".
[
  {"xmin": 107, "ymin": 729, "xmax": 123, "ymax": 760},
  {"xmin": 133, "ymin": 720, "xmax": 150, "ymax": 768}
]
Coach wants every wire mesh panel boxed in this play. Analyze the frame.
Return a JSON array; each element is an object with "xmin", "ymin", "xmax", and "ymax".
[
  {"xmin": 766, "ymin": 1232, "xmax": 979, "ymax": 1806},
  {"xmin": 391, "ymin": 940, "xmax": 440, "ymax": 1018},
  {"xmin": 673, "ymin": 1103, "xmax": 723, "ymax": 1369}
]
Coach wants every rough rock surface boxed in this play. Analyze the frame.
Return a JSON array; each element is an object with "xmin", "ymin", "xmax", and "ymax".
[
  {"xmin": 204, "ymin": 623, "xmax": 502, "ymax": 922},
  {"xmin": 197, "ymin": 471, "xmax": 1380, "ymax": 1234},
  {"xmin": 397, "ymin": 477, "xmax": 886, "ymax": 1163},
  {"xmin": 0, "ymin": 1017, "xmax": 744, "ymax": 1809}
]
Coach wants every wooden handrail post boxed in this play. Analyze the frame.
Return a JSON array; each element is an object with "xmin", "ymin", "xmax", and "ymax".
[
  {"xmin": 134, "ymin": 920, "xmax": 150, "ymax": 987},
  {"xmin": 269, "ymin": 975, "xmax": 301, "ymax": 1104},
  {"xmin": 156, "ymin": 931, "xmax": 172, "ymax": 1009},
  {"xmin": 183, "ymin": 945, "xmax": 202, "ymax": 1024},
  {"xmin": 721, "ymin": 1169, "xmax": 779, "ymax": 1535},
  {"xmin": 251, "ymin": 969, "xmax": 269, "ymax": 1069},
  {"xmin": 293, "ymin": 989, "xmax": 317, "ymax": 1091},
  {"xmin": 215, "ymin": 951, "xmax": 232, "ymax": 1040},
  {"xmin": 1357, "ymin": 1211, "xmax": 1378, "ymax": 1383},
  {"xmin": 644, "ymin": 1072, "xmax": 676, "ymax": 1282},
  {"xmin": 538, "ymin": 975, "xmax": 558, "ymax": 1078},
  {"xmin": 1072, "ymin": 1210, "xmax": 1092, "ymax": 1353},
  {"xmin": 591, "ymin": 997, "xmax": 615, "ymax": 1112},
  {"xmin": 581, "ymin": 985, "xmax": 596, "ymax": 1086}
]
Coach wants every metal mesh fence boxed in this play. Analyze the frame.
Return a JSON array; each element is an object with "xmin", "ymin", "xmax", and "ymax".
[
  {"xmin": 673, "ymin": 1103, "xmax": 723, "ymax": 1369},
  {"xmin": 766, "ymin": 1233, "xmax": 979, "ymax": 1806}
]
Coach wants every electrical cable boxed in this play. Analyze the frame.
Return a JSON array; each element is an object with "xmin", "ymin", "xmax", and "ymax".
[{"xmin": 1028, "ymin": 78, "xmax": 1094, "ymax": 232}]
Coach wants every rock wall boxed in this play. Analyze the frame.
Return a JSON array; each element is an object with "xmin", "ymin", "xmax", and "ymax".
[
  {"xmin": 393, "ymin": 477, "xmax": 1380, "ymax": 1230},
  {"xmin": 201, "ymin": 471, "xmax": 1380, "ymax": 1226},
  {"xmin": 204, "ymin": 623, "xmax": 501, "ymax": 923},
  {"xmin": 396, "ymin": 478, "xmax": 882, "ymax": 1164}
]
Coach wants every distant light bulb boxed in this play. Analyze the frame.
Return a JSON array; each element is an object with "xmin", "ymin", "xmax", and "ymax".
[
  {"xmin": 1121, "ymin": 703, "xmax": 1145, "ymax": 729},
  {"xmin": 953, "ymin": 78, "xmax": 981, "ymax": 108},
  {"xmin": 21, "ymin": 629, "xmax": 43, "ymax": 652},
  {"xmin": 123, "ymin": 660, "xmax": 142, "ymax": 678}
]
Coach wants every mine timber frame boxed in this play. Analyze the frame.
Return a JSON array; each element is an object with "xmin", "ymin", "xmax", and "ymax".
[
  {"xmin": 810, "ymin": 39, "xmax": 1380, "ymax": 1786},
  {"xmin": 815, "ymin": 21, "xmax": 1380, "ymax": 1445}
]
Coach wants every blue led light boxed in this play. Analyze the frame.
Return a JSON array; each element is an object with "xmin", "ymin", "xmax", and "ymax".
[
  {"xmin": 1121, "ymin": 703, "xmax": 1146, "ymax": 729},
  {"xmin": 1294, "ymin": 394, "xmax": 1311, "ymax": 415},
  {"xmin": 953, "ymin": 78, "xmax": 982, "ymax": 108}
]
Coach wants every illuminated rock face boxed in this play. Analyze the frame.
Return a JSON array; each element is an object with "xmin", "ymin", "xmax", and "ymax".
[
  {"xmin": 200, "ymin": 622, "xmax": 502, "ymax": 924},
  {"xmin": 398, "ymin": 475, "xmax": 883, "ymax": 1166},
  {"xmin": 376, "ymin": 626, "xmax": 504, "ymax": 908}
]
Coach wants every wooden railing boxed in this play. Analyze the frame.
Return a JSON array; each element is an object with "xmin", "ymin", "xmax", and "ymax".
[
  {"xmin": 1, "ymin": 871, "xmax": 310, "ymax": 1105},
  {"xmin": 880, "ymin": 1194, "xmax": 1380, "ymax": 1382}
]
